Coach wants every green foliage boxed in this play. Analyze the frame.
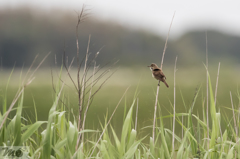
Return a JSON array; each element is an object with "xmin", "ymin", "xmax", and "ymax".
[{"xmin": 1, "ymin": 66, "xmax": 240, "ymax": 158}]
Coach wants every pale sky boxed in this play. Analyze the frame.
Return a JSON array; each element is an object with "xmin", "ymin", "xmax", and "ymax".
[{"xmin": 1, "ymin": 0, "xmax": 240, "ymax": 38}]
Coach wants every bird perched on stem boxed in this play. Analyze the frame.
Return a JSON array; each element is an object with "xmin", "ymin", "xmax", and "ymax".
[{"xmin": 148, "ymin": 63, "xmax": 169, "ymax": 88}]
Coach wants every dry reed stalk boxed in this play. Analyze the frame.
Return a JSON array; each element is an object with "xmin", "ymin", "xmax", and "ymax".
[
  {"xmin": 63, "ymin": 52, "xmax": 78, "ymax": 91},
  {"xmin": 135, "ymin": 98, "xmax": 139, "ymax": 130},
  {"xmin": 75, "ymin": 7, "xmax": 86, "ymax": 137},
  {"xmin": 238, "ymin": 106, "xmax": 240, "ymax": 147},
  {"xmin": 215, "ymin": 62, "xmax": 223, "ymax": 139},
  {"xmin": 230, "ymin": 92, "xmax": 238, "ymax": 139},
  {"xmin": 205, "ymin": 32, "xmax": 209, "ymax": 149},
  {"xmin": 81, "ymin": 60, "xmax": 97, "ymax": 143},
  {"xmin": 230, "ymin": 91, "xmax": 238, "ymax": 159},
  {"xmin": 160, "ymin": 12, "xmax": 175, "ymax": 70},
  {"xmin": 0, "ymin": 79, "xmax": 33, "ymax": 130},
  {"xmin": 172, "ymin": 56, "xmax": 177, "ymax": 155},
  {"xmin": 62, "ymin": 7, "xmax": 116, "ymax": 150},
  {"xmin": 152, "ymin": 12, "xmax": 175, "ymax": 143},
  {"xmin": 152, "ymin": 86, "xmax": 159, "ymax": 142},
  {"xmin": 182, "ymin": 115, "xmax": 184, "ymax": 139},
  {"xmin": 214, "ymin": 62, "xmax": 220, "ymax": 105},
  {"xmin": 77, "ymin": 35, "xmax": 91, "ymax": 133},
  {"xmin": 0, "ymin": 52, "xmax": 50, "ymax": 130}
]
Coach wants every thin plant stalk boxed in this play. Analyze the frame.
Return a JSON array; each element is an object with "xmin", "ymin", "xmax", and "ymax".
[
  {"xmin": 205, "ymin": 32, "xmax": 209, "ymax": 149},
  {"xmin": 81, "ymin": 61, "xmax": 97, "ymax": 143},
  {"xmin": 182, "ymin": 114, "xmax": 183, "ymax": 139},
  {"xmin": 230, "ymin": 91, "xmax": 238, "ymax": 159},
  {"xmin": 230, "ymin": 92, "xmax": 238, "ymax": 140},
  {"xmin": 75, "ymin": 8, "xmax": 85, "ymax": 146},
  {"xmin": 135, "ymin": 98, "xmax": 139, "ymax": 130},
  {"xmin": 0, "ymin": 53, "xmax": 50, "ymax": 130},
  {"xmin": 172, "ymin": 56, "xmax": 177, "ymax": 155},
  {"xmin": 65, "ymin": 9, "xmax": 115, "ymax": 149},
  {"xmin": 77, "ymin": 35, "xmax": 91, "ymax": 133},
  {"xmin": 214, "ymin": 62, "xmax": 220, "ymax": 105},
  {"xmin": 215, "ymin": 62, "xmax": 223, "ymax": 139},
  {"xmin": 152, "ymin": 86, "xmax": 159, "ymax": 142},
  {"xmin": 238, "ymin": 106, "xmax": 240, "ymax": 147},
  {"xmin": 160, "ymin": 12, "xmax": 175, "ymax": 70},
  {"xmin": 152, "ymin": 12, "xmax": 175, "ymax": 143},
  {"xmin": 0, "ymin": 78, "xmax": 33, "ymax": 130}
]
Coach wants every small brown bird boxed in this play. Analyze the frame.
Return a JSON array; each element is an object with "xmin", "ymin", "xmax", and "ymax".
[{"xmin": 148, "ymin": 63, "xmax": 169, "ymax": 88}]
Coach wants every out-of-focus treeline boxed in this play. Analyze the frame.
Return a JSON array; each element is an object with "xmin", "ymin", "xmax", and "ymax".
[{"xmin": 1, "ymin": 7, "xmax": 240, "ymax": 68}]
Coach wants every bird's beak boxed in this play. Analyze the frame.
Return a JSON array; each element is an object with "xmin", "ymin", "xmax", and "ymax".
[{"xmin": 147, "ymin": 66, "xmax": 150, "ymax": 67}]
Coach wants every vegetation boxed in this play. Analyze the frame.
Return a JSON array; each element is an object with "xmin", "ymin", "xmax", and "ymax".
[
  {"xmin": 0, "ymin": 65, "xmax": 240, "ymax": 158},
  {"xmin": 1, "ymin": 6, "xmax": 240, "ymax": 159}
]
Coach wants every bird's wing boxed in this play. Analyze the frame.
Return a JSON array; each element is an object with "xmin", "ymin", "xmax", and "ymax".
[
  {"xmin": 153, "ymin": 70, "xmax": 164, "ymax": 79},
  {"xmin": 154, "ymin": 69, "xmax": 166, "ymax": 78},
  {"xmin": 159, "ymin": 71, "xmax": 165, "ymax": 78}
]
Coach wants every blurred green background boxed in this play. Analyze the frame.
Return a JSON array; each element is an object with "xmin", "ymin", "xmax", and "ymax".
[{"xmin": 0, "ymin": 7, "xmax": 240, "ymax": 137}]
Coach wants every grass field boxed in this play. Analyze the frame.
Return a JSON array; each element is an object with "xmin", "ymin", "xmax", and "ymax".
[
  {"xmin": 1, "ymin": 62, "xmax": 240, "ymax": 158},
  {"xmin": 1, "ymin": 64, "xmax": 239, "ymax": 135}
]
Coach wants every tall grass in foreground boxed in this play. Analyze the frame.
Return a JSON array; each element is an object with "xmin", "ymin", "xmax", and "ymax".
[{"xmin": 0, "ymin": 65, "xmax": 240, "ymax": 159}]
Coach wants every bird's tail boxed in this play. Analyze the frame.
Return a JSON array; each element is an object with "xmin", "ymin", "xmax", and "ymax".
[{"xmin": 163, "ymin": 81, "xmax": 169, "ymax": 88}]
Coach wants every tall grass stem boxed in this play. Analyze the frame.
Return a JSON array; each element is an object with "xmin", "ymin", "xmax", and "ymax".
[{"xmin": 172, "ymin": 56, "xmax": 177, "ymax": 155}]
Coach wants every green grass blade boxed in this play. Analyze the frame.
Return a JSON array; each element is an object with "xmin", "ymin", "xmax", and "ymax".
[
  {"xmin": 13, "ymin": 92, "xmax": 24, "ymax": 146},
  {"xmin": 22, "ymin": 121, "xmax": 47, "ymax": 143},
  {"xmin": 149, "ymin": 137, "xmax": 154, "ymax": 157},
  {"xmin": 67, "ymin": 121, "xmax": 78, "ymax": 155},
  {"xmin": 177, "ymin": 129, "xmax": 189, "ymax": 159},
  {"xmin": 57, "ymin": 111, "xmax": 66, "ymax": 139},
  {"xmin": 42, "ymin": 82, "xmax": 64, "ymax": 159},
  {"xmin": 187, "ymin": 87, "xmax": 200, "ymax": 156},
  {"xmin": 120, "ymin": 100, "xmax": 135, "ymax": 155},
  {"xmin": 55, "ymin": 138, "xmax": 67, "ymax": 150},
  {"xmin": 127, "ymin": 129, "xmax": 137, "ymax": 150},
  {"xmin": 207, "ymin": 72, "xmax": 220, "ymax": 159},
  {"xmin": 124, "ymin": 139, "xmax": 142, "ymax": 158},
  {"xmin": 100, "ymin": 140, "xmax": 111, "ymax": 159},
  {"xmin": 226, "ymin": 146, "xmax": 234, "ymax": 159},
  {"xmin": 110, "ymin": 125, "xmax": 121, "ymax": 151},
  {"xmin": 159, "ymin": 115, "xmax": 170, "ymax": 158}
]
